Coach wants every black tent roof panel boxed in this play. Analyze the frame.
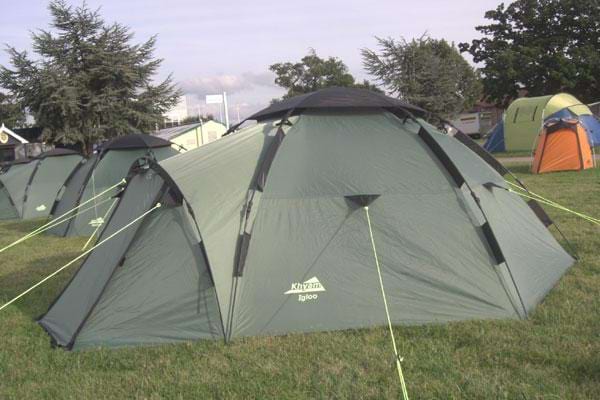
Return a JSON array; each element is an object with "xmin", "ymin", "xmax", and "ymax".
[
  {"xmin": 248, "ymin": 87, "xmax": 426, "ymax": 121},
  {"xmin": 102, "ymin": 134, "xmax": 173, "ymax": 150}
]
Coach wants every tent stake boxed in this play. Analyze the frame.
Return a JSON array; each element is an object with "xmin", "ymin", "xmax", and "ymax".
[{"xmin": 364, "ymin": 206, "xmax": 410, "ymax": 400}]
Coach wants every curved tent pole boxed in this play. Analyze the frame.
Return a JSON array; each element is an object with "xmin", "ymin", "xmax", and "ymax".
[{"xmin": 0, "ymin": 180, "xmax": 19, "ymax": 215}]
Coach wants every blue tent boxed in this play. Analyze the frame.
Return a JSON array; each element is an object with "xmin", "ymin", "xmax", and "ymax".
[
  {"xmin": 484, "ymin": 120, "xmax": 505, "ymax": 152},
  {"xmin": 579, "ymin": 115, "xmax": 600, "ymax": 146}
]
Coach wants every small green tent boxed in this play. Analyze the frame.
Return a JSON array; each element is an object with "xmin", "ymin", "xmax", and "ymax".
[
  {"xmin": 48, "ymin": 134, "xmax": 179, "ymax": 237},
  {"xmin": 39, "ymin": 88, "xmax": 574, "ymax": 350},
  {"xmin": 0, "ymin": 149, "xmax": 83, "ymax": 220}
]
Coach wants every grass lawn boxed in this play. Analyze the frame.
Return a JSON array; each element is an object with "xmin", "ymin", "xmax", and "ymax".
[{"xmin": 0, "ymin": 165, "xmax": 598, "ymax": 399}]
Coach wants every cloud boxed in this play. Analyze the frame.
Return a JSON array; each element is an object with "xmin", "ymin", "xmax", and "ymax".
[
  {"xmin": 177, "ymin": 72, "xmax": 286, "ymax": 120},
  {"xmin": 179, "ymin": 71, "xmax": 277, "ymax": 98}
]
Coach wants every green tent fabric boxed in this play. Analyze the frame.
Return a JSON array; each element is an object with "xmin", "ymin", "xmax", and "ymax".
[
  {"xmin": 47, "ymin": 134, "xmax": 180, "ymax": 237},
  {"xmin": 0, "ymin": 150, "xmax": 82, "ymax": 220},
  {"xmin": 503, "ymin": 93, "xmax": 593, "ymax": 151},
  {"xmin": 39, "ymin": 88, "xmax": 574, "ymax": 350}
]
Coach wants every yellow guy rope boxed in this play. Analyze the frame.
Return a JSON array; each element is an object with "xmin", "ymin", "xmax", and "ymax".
[
  {"xmin": 0, "ymin": 179, "xmax": 126, "ymax": 254},
  {"xmin": 0, "ymin": 202, "xmax": 161, "ymax": 312},
  {"xmin": 0, "ymin": 196, "xmax": 115, "ymax": 254},
  {"xmin": 364, "ymin": 206, "xmax": 410, "ymax": 400},
  {"xmin": 505, "ymin": 180, "xmax": 600, "ymax": 225}
]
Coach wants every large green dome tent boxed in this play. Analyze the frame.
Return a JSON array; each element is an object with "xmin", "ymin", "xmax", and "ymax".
[
  {"xmin": 47, "ymin": 134, "xmax": 180, "ymax": 237},
  {"xmin": 484, "ymin": 93, "xmax": 600, "ymax": 152},
  {"xmin": 0, "ymin": 149, "xmax": 83, "ymax": 220},
  {"xmin": 39, "ymin": 88, "xmax": 574, "ymax": 350}
]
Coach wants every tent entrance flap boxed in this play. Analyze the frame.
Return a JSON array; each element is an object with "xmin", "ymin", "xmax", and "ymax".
[{"xmin": 38, "ymin": 169, "xmax": 168, "ymax": 348}]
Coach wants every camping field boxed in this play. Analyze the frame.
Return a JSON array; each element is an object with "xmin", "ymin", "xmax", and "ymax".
[{"xmin": 0, "ymin": 164, "xmax": 598, "ymax": 399}]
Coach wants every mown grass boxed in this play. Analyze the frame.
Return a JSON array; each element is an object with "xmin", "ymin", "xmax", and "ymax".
[{"xmin": 0, "ymin": 165, "xmax": 598, "ymax": 399}]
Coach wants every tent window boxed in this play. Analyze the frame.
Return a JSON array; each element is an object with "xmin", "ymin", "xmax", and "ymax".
[{"xmin": 515, "ymin": 106, "xmax": 537, "ymax": 123}]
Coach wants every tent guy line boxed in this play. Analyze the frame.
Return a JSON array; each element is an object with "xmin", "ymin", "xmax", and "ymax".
[
  {"xmin": 0, "ymin": 203, "xmax": 162, "ymax": 313},
  {"xmin": 505, "ymin": 182, "xmax": 600, "ymax": 226},
  {"xmin": 0, "ymin": 179, "xmax": 125, "ymax": 254},
  {"xmin": 364, "ymin": 205, "xmax": 410, "ymax": 400}
]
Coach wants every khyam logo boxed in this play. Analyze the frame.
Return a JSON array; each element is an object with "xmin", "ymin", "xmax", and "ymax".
[
  {"xmin": 284, "ymin": 276, "xmax": 325, "ymax": 302},
  {"xmin": 35, "ymin": 204, "xmax": 47, "ymax": 212},
  {"xmin": 89, "ymin": 217, "xmax": 105, "ymax": 227}
]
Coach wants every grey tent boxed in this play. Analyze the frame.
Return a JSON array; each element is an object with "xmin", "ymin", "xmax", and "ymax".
[
  {"xmin": 0, "ymin": 149, "xmax": 83, "ymax": 220},
  {"xmin": 39, "ymin": 88, "xmax": 574, "ymax": 350},
  {"xmin": 47, "ymin": 134, "xmax": 180, "ymax": 237}
]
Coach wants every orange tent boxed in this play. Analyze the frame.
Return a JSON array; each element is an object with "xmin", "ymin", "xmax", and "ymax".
[{"xmin": 532, "ymin": 118, "xmax": 595, "ymax": 174}]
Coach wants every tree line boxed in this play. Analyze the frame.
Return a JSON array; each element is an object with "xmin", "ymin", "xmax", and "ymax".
[{"xmin": 1, "ymin": 0, "xmax": 599, "ymax": 152}]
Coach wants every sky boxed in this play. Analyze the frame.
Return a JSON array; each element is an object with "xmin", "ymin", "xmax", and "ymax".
[{"xmin": 0, "ymin": 0, "xmax": 500, "ymax": 121}]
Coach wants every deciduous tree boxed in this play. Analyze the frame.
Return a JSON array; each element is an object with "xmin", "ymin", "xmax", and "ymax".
[
  {"xmin": 270, "ymin": 49, "xmax": 380, "ymax": 100},
  {"xmin": 459, "ymin": 0, "xmax": 600, "ymax": 106}
]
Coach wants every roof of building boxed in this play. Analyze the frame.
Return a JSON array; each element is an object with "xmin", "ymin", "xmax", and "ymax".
[
  {"xmin": 154, "ymin": 120, "xmax": 225, "ymax": 141},
  {"xmin": 0, "ymin": 123, "xmax": 29, "ymax": 144},
  {"xmin": 154, "ymin": 122, "xmax": 203, "ymax": 141}
]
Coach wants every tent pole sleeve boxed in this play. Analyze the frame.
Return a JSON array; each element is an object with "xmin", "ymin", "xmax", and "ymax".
[
  {"xmin": 417, "ymin": 128, "xmax": 464, "ymax": 187},
  {"xmin": 51, "ymin": 158, "xmax": 86, "ymax": 215},
  {"xmin": 61, "ymin": 154, "xmax": 105, "ymax": 235},
  {"xmin": 0, "ymin": 203, "xmax": 162, "ymax": 313},
  {"xmin": 364, "ymin": 206, "xmax": 409, "ymax": 400},
  {"xmin": 417, "ymin": 126, "xmax": 528, "ymax": 317},
  {"xmin": 21, "ymin": 159, "xmax": 42, "ymax": 216},
  {"xmin": 453, "ymin": 131, "xmax": 509, "ymax": 176}
]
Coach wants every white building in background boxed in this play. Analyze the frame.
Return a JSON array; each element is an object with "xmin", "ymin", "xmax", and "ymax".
[
  {"xmin": 164, "ymin": 95, "xmax": 189, "ymax": 124},
  {"xmin": 153, "ymin": 120, "xmax": 226, "ymax": 151}
]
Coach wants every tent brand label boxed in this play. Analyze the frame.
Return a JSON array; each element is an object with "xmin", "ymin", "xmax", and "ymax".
[
  {"xmin": 35, "ymin": 204, "xmax": 47, "ymax": 212},
  {"xmin": 89, "ymin": 217, "xmax": 105, "ymax": 227},
  {"xmin": 284, "ymin": 276, "xmax": 325, "ymax": 302}
]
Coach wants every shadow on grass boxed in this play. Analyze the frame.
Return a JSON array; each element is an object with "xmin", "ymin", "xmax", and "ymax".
[{"xmin": 0, "ymin": 253, "xmax": 82, "ymax": 320}]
